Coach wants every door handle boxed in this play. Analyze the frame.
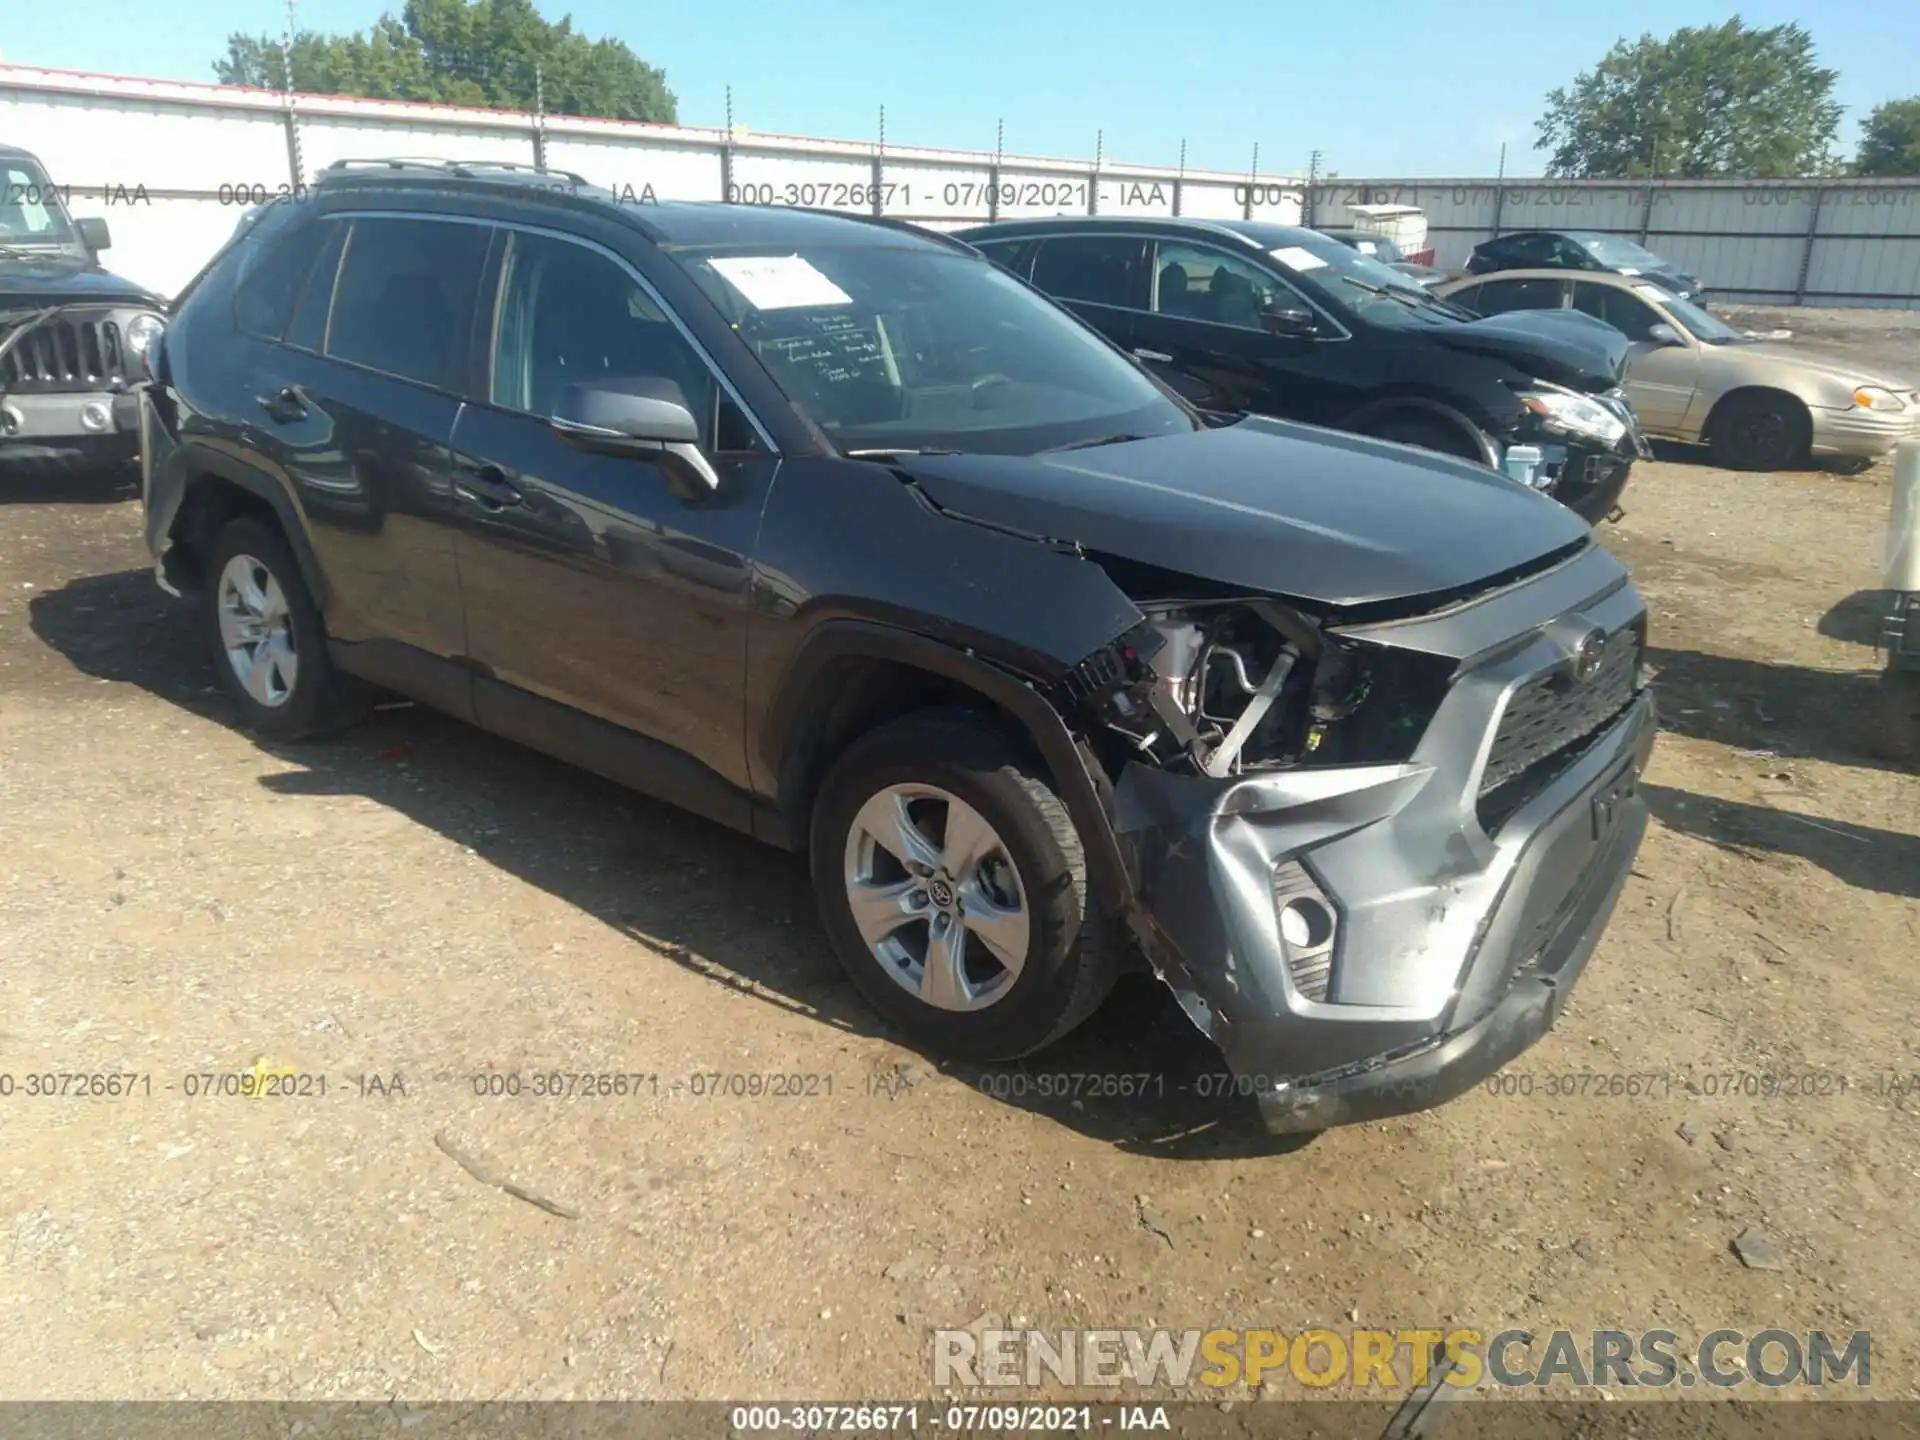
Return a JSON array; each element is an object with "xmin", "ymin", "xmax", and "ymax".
[
  {"xmin": 255, "ymin": 386, "xmax": 307, "ymax": 423},
  {"xmin": 453, "ymin": 465, "xmax": 523, "ymax": 510},
  {"xmin": 1131, "ymin": 348, "xmax": 1173, "ymax": 364}
]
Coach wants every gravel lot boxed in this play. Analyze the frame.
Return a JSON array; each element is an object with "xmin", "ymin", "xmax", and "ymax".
[{"xmin": 2, "ymin": 323, "xmax": 1917, "ymax": 1411}]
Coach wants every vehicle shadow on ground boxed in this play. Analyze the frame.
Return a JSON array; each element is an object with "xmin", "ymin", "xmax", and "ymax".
[
  {"xmin": 1644, "ymin": 439, "xmax": 1879, "ymax": 478},
  {"xmin": 1818, "ymin": 589, "xmax": 1897, "ymax": 648},
  {"xmin": 0, "ymin": 464, "xmax": 140, "ymax": 505},
  {"xmin": 28, "ymin": 568, "xmax": 1309, "ymax": 1160},
  {"xmin": 1647, "ymin": 645, "xmax": 1904, "ymax": 773},
  {"xmin": 1642, "ymin": 783, "xmax": 1919, "ymax": 899}
]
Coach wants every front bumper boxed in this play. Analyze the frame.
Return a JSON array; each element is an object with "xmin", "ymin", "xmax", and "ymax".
[
  {"xmin": 1112, "ymin": 543, "xmax": 1656, "ymax": 1134},
  {"xmin": 1810, "ymin": 405, "xmax": 1920, "ymax": 460},
  {"xmin": 0, "ymin": 389, "xmax": 141, "ymax": 466}
]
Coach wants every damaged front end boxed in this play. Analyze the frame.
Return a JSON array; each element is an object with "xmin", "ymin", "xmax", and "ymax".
[{"xmin": 1052, "ymin": 543, "xmax": 1657, "ymax": 1133}]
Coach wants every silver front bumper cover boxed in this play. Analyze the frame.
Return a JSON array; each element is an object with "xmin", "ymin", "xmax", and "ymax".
[{"xmin": 1112, "ymin": 544, "xmax": 1657, "ymax": 1131}]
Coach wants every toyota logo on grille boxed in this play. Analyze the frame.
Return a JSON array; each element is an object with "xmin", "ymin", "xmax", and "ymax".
[{"xmin": 1571, "ymin": 628, "xmax": 1609, "ymax": 684}]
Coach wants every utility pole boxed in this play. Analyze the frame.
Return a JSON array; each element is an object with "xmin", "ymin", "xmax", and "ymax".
[
  {"xmin": 1307, "ymin": 147, "xmax": 1322, "ymax": 227},
  {"xmin": 281, "ymin": 0, "xmax": 305, "ymax": 191}
]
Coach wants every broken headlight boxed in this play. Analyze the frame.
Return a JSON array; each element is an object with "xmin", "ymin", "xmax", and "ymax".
[
  {"xmin": 1515, "ymin": 382, "xmax": 1628, "ymax": 447},
  {"xmin": 1065, "ymin": 601, "xmax": 1454, "ymax": 778}
]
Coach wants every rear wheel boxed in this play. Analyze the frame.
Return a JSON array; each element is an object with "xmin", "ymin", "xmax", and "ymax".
[
  {"xmin": 809, "ymin": 709, "xmax": 1117, "ymax": 1061},
  {"xmin": 1709, "ymin": 392, "xmax": 1809, "ymax": 471},
  {"xmin": 202, "ymin": 517, "xmax": 366, "ymax": 739}
]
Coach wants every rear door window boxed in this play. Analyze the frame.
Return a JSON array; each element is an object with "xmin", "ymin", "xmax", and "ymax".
[
  {"xmin": 971, "ymin": 238, "xmax": 1037, "ymax": 281},
  {"xmin": 233, "ymin": 218, "xmax": 341, "ymax": 342},
  {"xmin": 1460, "ymin": 276, "xmax": 1571, "ymax": 314},
  {"xmin": 1029, "ymin": 235, "xmax": 1151, "ymax": 311},
  {"xmin": 325, "ymin": 217, "xmax": 491, "ymax": 392}
]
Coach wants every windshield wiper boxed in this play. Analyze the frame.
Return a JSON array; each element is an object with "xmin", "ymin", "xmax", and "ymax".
[
  {"xmin": 1040, "ymin": 432, "xmax": 1153, "ymax": 453},
  {"xmin": 844, "ymin": 446, "xmax": 964, "ymax": 459},
  {"xmin": 1336, "ymin": 273, "xmax": 1470, "ymax": 317}
]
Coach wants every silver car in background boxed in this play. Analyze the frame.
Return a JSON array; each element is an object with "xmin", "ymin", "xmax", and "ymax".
[{"xmin": 1437, "ymin": 269, "xmax": 1920, "ymax": 471}]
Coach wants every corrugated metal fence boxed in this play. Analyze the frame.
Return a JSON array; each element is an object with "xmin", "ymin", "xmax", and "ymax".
[{"xmin": 5, "ymin": 64, "xmax": 1919, "ymax": 308}]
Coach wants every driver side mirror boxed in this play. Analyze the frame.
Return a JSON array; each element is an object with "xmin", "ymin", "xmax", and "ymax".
[
  {"xmin": 76, "ymin": 216, "xmax": 112, "ymax": 252},
  {"xmin": 1259, "ymin": 306, "xmax": 1319, "ymax": 338},
  {"xmin": 551, "ymin": 376, "xmax": 720, "ymax": 495},
  {"xmin": 1645, "ymin": 323, "xmax": 1684, "ymax": 347}
]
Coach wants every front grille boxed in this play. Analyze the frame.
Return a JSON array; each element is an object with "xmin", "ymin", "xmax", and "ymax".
[
  {"xmin": 1477, "ymin": 621, "xmax": 1642, "ymax": 832},
  {"xmin": 0, "ymin": 317, "xmax": 126, "ymax": 393}
]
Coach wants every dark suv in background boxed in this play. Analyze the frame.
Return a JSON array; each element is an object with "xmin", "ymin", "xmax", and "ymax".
[
  {"xmin": 959, "ymin": 217, "xmax": 1649, "ymax": 525},
  {"xmin": 139, "ymin": 162, "xmax": 1654, "ymax": 1133},
  {"xmin": 2, "ymin": 144, "xmax": 168, "ymax": 475},
  {"xmin": 1466, "ymin": 230, "xmax": 1703, "ymax": 302}
]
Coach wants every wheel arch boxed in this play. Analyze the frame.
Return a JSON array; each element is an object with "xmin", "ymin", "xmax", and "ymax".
[
  {"xmin": 164, "ymin": 448, "xmax": 325, "ymax": 607},
  {"xmin": 762, "ymin": 621, "xmax": 1135, "ymax": 915},
  {"xmin": 1702, "ymin": 385, "xmax": 1813, "ymax": 447},
  {"xmin": 1340, "ymin": 393, "xmax": 1502, "ymax": 468}
]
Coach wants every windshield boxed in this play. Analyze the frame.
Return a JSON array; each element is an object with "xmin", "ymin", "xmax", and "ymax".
[
  {"xmin": 671, "ymin": 244, "xmax": 1194, "ymax": 455},
  {"xmin": 0, "ymin": 159, "xmax": 77, "ymax": 244},
  {"xmin": 1634, "ymin": 283, "xmax": 1744, "ymax": 344},
  {"xmin": 1575, "ymin": 233, "xmax": 1665, "ymax": 269},
  {"xmin": 1265, "ymin": 234, "xmax": 1456, "ymax": 327},
  {"xmin": 1348, "ymin": 234, "xmax": 1405, "ymax": 264}
]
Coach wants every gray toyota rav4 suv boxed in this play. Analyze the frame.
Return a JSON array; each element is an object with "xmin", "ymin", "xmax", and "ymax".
[{"xmin": 139, "ymin": 161, "xmax": 1655, "ymax": 1133}]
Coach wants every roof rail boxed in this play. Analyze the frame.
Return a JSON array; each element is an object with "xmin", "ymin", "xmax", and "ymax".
[{"xmin": 319, "ymin": 157, "xmax": 595, "ymax": 188}]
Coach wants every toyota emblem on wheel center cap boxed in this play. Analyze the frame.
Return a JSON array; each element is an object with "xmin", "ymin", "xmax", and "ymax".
[
  {"xmin": 1571, "ymin": 628, "xmax": 1609, "ymax": 684},
  {"xmin": 928, "ymin": 876, "xmax": 956, "ymax": 908}
]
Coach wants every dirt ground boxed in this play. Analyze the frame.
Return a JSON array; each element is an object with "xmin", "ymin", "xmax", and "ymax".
[{"xmin": 1, "ymin": 329, "xmax": 1917, "ymax": 1413}]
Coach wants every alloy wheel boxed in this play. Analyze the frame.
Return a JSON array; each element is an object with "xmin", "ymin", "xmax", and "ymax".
[
  {"xmin": 216, "ymin": 553, "xmax": 299, "ymax": 708},
  {"xmin": 841, "ymin": 783, "xmax": 1031, "ymax": 1011}
]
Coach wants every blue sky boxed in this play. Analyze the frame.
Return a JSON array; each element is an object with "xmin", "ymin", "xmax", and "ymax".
[{"xmin": 4, "ymin": 1, "xmax": 1913, "ymax": 177}]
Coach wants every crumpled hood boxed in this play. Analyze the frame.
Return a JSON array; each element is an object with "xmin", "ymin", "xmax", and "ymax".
[
  {"xmin": 896, "ymin": 415, "xmax": 1592, "ymax": 607},
  {"xmin": 0, "ymin": 252, "xmax": 161, "ymax": 308},
  {"xmin": 1427, "ymin": 310, "xmax": 1628, "ymax": 391}
]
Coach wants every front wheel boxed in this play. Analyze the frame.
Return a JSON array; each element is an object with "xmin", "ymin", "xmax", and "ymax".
[
  {"xmin": 1709, "ymin": 393, "xmax": 1809, "ymax": 471},
  {"xmin": 809, "ymin": 709, "xmax": 1117, "ymax": 1061},
  {"xmin": 1360, "ymin": 413, "xmax": 1487, "ymax": 464},
  {"xmin": 202, "ymin": 517, "xmax": 366, "ymax": 739}
]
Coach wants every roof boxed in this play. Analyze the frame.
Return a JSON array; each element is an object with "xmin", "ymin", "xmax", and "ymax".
[
  {"xmin": 311, "ymin": 159, "xmax": 972, "ymax": 253},
  {"xmin": 956, "ymin": 214, "xmax": 1327, "ymax": 250},
  {"xmin": 0, "ymin": 142, "xmax": 43, "ymax": 161},
  {"xmin": 1435, "ymin": 267, "xmax": 1673, "ymax": 294}
]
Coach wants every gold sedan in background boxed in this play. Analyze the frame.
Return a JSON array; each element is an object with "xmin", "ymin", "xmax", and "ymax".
[{"xmin": 1436, "ymin": 269, "xmax": 1920, "ymax": 471}]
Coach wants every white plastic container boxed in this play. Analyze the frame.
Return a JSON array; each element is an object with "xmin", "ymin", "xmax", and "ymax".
[
  {"xmin": 1501, "ymin": 444, "xmax": 1545, "ymax": 489},
  {"xmin": 1889, "ymin": 439, "xmax": 1920, "ymax": 592}
]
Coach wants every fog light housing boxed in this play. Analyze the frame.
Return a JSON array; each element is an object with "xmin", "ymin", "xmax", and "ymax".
[
  {"xmin": 1273, "ymin": 861, "xmax": 1339, "ymax": 1002},
  {"xmin": 79, "ymin": 401, "xmax": 113, "ymax": 432}
]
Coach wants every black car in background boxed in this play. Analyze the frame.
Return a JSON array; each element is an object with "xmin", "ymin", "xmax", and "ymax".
[
  {"xmin": 1466, "ymin": 230, "xmax": 1703, "ymax": 301},
  {"xmin": 1, "ymin": 143, "xmax": 168, "ymax": 474},
  {"xmin": 958, "ymin": 217, "xmax": 1648, "ymax": 524},
  {"xmin": 1315, "ymin": 228, "xmax": 1447, "ymax": 288}
]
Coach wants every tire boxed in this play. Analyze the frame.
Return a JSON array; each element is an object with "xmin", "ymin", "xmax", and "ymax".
[
  {"xmin": 1709, "ymin": 392, "xmax": 1809, "ymax": 471},
  {"xmin": 1360, "ymin": 413, "xmax": 1486, "ymax": 464},
  {"xmin": 809, "ymin": 708, "xmax": 1118, "ymax": 1061},
  {"xmin": 202, "ymin": 516, "xmax": 366, "ymax": 740},
  {"xmin": 1866, "ymin": 666, "xmax": 1920, "ymax": 767}
]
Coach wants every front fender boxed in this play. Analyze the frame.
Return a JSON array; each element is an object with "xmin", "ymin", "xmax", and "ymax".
[{"xmin": 760, "ymin": 619, "xmax": 1139, "ymax": 913}]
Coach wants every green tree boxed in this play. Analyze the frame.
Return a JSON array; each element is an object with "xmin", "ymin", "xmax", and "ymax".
[
  {"xmin": 1536, "ymin": 18, "xmax": 1840, "ymax": 178},
  {"xmin": 213, "ymin": 0, "xmax": 675, "ymax": 122},
  {"xmin": 1855, "ymin": 97, "xmax": 1920, "ymax": 177}
]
